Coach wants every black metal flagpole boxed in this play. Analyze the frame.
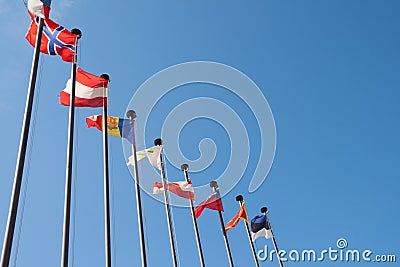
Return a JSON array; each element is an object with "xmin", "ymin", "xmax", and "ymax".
[
  {"xmin": 0, "ymin": 17, "xmax": 45, "ymax": 267},
  {"xmin": 235, "ymin": 195, "xmax": 259, "ymax": 267},
  {"xmin": 101, "ymin": 74, "xmax": 112, "ymax": 267},
  {"xmin": 180, "ymin": 164, "xmax": 205, "ymax": 267},
  {"xmin": 155, "ymin": 138, "xmax": 178, "ymax": 267},
  {"xmin": 209, "ymin": 181, "xmax": 234, "ymax": 267},
  {"xmin": 61, "ymin": 28, "xmax": 82, "ymax": 267},
  {"xmin": 126, "ymin": 110, "xmax": 147, "ymax": 267},
  {"xmin": 261, "ymin": 207, "xmax": 284, "ymax": 267}
]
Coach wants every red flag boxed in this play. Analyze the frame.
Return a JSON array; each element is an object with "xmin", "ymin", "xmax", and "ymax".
[
  {"xmin": 153, "ymin": 181, "xmax": 195, "ymax": 200},
  {"xmin": 193, "ymin": 194, "xmax": 224, "ymax": 218},
  {"xmin": 225, "ymin": 204, "xmax": 248, "ymax": 232},
  {"xmin": 60, "ymin": 68, "xmax": 108, "ymax": 107},
  {"xmin": 26, "ymin": 16, "xmax": 77, "ymax": 62}
]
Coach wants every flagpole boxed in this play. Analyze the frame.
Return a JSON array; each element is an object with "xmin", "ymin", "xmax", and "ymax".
[
  {"xmin": 155, "ymin": 138, "xmax": 178, "ymax": 267},
  {"xmin": 126, "ymin": 110, "xmax": 147, "ymax": 267},
  {"xmin": 0, "ymin": 17, "xmax": 45, "ymax": 267},
  {"xmin": 180, "ymin": 164, "xmax": 205, "ymax": 267},
  {"xmin": 235, "ymin": 195, "xmax": 259, "ymax": 267},
  {"xmin": 101, "ymin": 74, "xmax": 112, "ymax": 267},
  {"xmin": 209, "ymin": 181, "xmax": 234, "ymax": 267},
  {"xmin": 262, "ymin": 207, "xmax": 284, "ymax": 267},
  {"xmin": 61, "ymin": 28, "xmax": 82, "ymax": 267}
]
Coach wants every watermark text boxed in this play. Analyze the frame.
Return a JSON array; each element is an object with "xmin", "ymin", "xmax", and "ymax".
[{"xmin": 257, "ymin": 238, "xmax": 396, "ymax": 263}]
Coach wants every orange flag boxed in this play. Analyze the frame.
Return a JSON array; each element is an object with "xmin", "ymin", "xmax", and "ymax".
[{"xmin": 225, "ymin": 204, "xmax": 248, "ymax": 232}]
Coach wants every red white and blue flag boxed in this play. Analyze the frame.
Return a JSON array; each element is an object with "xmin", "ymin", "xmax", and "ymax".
[
  {"xmin": 26, "ymin": 15, "xmax": 77, "ymax": 62},
  {"xmin": 27, "ymin": 0, "xmax": 51, "ymax": 18}
]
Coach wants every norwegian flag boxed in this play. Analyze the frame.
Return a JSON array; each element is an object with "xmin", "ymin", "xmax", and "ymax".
[{"xmin": 26, "ymin": 16, "xmax": 77, "ymax": 62}]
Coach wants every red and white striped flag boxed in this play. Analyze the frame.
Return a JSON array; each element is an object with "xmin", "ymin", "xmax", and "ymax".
[
  {"xmin": 59, "ymin": 68, "xmax": 108, "ymax": 107},
  {"xmin": 153, "ymin": 181, "xmax": 195, "ymax": 200}
]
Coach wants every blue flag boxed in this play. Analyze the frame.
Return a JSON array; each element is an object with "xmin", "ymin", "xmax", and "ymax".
[
  {"xmin": 251, "ymin": 214, "xmax": 273, "ymax": 241},
  {"xmin": 251, "ymin": 214, "xmax": 267, "ymax": 233}
]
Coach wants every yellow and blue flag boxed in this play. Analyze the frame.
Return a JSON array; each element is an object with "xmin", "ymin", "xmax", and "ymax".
[{"xmin": 86, "ymin": 115, "xmax": 134, "ymax": 143}]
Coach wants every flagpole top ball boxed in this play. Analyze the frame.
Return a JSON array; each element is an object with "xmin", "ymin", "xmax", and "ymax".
[
  {"xmin": 261, "ymin": 207, "xmax": 268, "ymax": 214},
  {"xmin": 236, "ymin": 195, "xmax": 244, "ymax": 202},
  {"xmin": 154, "ymin": 138, "xmax": 163, "ymax": 146},
  {"xmin": 210, "ymin": 181, "xmax": 218, "ymax": 189},
  {"xmin": 126, "ymin": 110, "xmax": 136, "ymax": 119},
  {"xmin": 100, "ymin": 74, "xmax": 110, "ymax": 81},
  {"xmin": 71, "ymin": 28, "xmax": 82, "ymax": 39},
  {"xmin": 181, "ymin": 164, "xmax": 189, "ymax": 171}
]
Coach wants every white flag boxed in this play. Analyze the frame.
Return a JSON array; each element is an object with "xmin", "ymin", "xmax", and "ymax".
[
  {"xmin": 128, "ymin": 145, "xmax": 162, "ymax": 170},
  {"xmin": 251, "ymin": 228, "xmax": 273, "ymax": 242}
]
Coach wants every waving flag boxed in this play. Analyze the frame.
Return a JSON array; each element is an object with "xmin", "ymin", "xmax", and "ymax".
[
  {"xmin": 60, "ymin": 68, "xmax": 108, "ymax": 107},
  {"xmin": 86, "ymin": 115, "xmax": 134, "ymax": 143},
  {"xmin": 26, "ymin": 16, "xmax": 77, "ymax": 62},
  {"xmin": 193, "ymin": 194, "xmax": 224, "ymax": 218},
  {"xmin": 225, "ymin": 204, "xmax": 248, "ymax": 232},
  {"xmin": 251, "ymin": 214, "xmax": 267, "ymax": 232},
  {"xmin": 250, "ymin": 214, "xmax": 273, "ymax": 241},
  {"xmin": 27, "ymin": 0, "xmax": 51, "ymax": 18},
  {"xmin": 127, "ymin": 145, "xmax": 162, "ymax": 170},
  {"xmin": 252, "ymin": 228, "xmax": 273, "ymax": 241},
  {"xmin": 153, "ymin": 181, "xmax": 195, "ymax": 200}
]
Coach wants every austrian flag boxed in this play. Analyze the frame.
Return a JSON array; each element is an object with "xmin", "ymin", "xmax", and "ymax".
[{"xmin": 60, "ymin": 68, "xmax": 108, "ymax": 107}]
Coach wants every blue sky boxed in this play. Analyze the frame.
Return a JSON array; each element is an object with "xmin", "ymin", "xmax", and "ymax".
[{"xmin": 0, "ymin": 0, "xmax": 399, "ymax": 266}]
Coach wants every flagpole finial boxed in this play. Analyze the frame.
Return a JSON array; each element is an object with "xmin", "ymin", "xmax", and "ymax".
[
  {"xmin": 181, "ymin": 164, "xmax": 189, "ymax": 171},
  {"xmin": 154, "ymin": 138, "xmax": 162, "ymax": 146},
  {"xmin": 126, "ymin": 110, "xmax": 136, "ymax": 119},
  {"xmin": 71, "ymin": 28, "xmax": 82, "ymax": 39},
  {"xmin": 209, "ymin": 181, "xmax": 218, "ymax": 189},
  {"xmin": 236, "ymin": 195, "xmax": 243, "ymax": 202},
  {"xmin": 100, "ymin": 74, "xmax": 110, "ymax": 81},
  {"xmin": 261, "ymin": 207, "xmax": 268, "ymax": 214}
]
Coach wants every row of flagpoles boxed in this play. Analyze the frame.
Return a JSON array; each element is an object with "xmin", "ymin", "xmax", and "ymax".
[
  {"xmin": 0, "ymin": 0, "xmax": 114, "ymax": 266},
  {"xmin": 129, "ymin": 141, "xmax": 286, "ymax": 267},
  {"xmin": 1, "ymin": 0, "xmax": 285, "ymax": 266},
  {"xmin": 123, "ymin": 134, "xmax": 286, "ymax": 267}
]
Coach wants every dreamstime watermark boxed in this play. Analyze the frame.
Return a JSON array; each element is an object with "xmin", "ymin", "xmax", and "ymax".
[
  {"xmin": 257, "ymin": 238, "xmax": 397, "ymax": 263},
  {"xmin": 123, "ymin": 61, "xmax": 276, "ymax": 206}
]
